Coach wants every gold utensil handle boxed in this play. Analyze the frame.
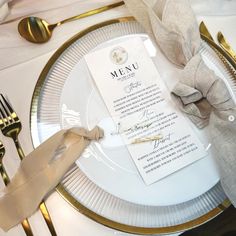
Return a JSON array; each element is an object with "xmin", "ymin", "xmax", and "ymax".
[
  {"xmin": 39, "ymin": 203, "xmax": 57, "ymax": 236},
  {"xmin": 14, "ymin": 140, "xmax": 57, "ymax": 236},
  {"xmin": 0, "ymin": 162, "xmax": 34, "ymax": 235},
  {"xmin": 0, "ymin": 163, "xmax": 10, "ymax": 185},
  {"xmin": 14, "ymin": 137, "xmax": 24, "ymax": 161},
  {"xmin": 21, "ymin": 220, "xmax": 34, "ymax": 236},
  {"xmin": 59, "ymin": 1, "xmax": 124, "ymax": 25}
]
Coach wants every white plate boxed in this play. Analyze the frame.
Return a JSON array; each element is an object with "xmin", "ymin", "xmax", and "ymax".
[
  {"xmin": 59, "ymin": 34, "xmax": 227, "ymax": 206},
  {"xmin": 31, "ymin": 19, "xmax": 233, "ymax": 231}
]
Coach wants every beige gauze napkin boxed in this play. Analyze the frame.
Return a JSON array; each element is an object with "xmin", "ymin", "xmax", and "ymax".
[
  {"xmin": 124, "ymin": 0, "xmax": 236, "ymax": 206},
  {"xmin": 0, "ymin": 0, "xmax": 10, "ymax": 22},
  {"xmin": 0, "ymin": 126, "xmax": 103, "ymax": 231}
]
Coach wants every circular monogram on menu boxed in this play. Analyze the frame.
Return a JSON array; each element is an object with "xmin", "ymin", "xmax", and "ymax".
[{"xmin": 110, "ymin": 47, "xmax": 128, "ymax": 65}]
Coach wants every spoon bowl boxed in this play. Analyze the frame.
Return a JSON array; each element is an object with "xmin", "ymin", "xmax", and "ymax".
[
  {"xmin": 18, "ymin": 17, "xmax": 55, "ymax": 43},
  {"xmin": 17, "ymin": 1, "xmax": 124, "ymax": 44}
]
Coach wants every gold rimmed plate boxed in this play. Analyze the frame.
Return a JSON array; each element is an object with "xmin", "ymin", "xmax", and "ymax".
[{"xmin": 30, "ymin": 17, "xmax": 234, "ymax": 234}]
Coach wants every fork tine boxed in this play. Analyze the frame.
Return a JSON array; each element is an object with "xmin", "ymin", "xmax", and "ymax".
[
  {"xmin": 0, "ymin": 106, "xmax": 5, "ymax": 120},
  {"xmin": 0, "ymin": 96, "xmax": 12, "ymax": 118},
  {"xmin": 0, "ymin": 94, "xmax": 14, "ymax": 114},
  {"xmin": 0, "ymin": 94, "xmax": 18, "ymax": 124},
  {"xmin": 0, "ymin": 100, "xmax": 10, "ymax": 118},
  {"xmin": 0, "ymin": 102, "xmax": 11, "ymax": 126}
]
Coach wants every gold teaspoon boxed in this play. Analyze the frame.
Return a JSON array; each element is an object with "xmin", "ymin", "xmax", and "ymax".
[{"xmin": 18, "ymin": 1, "xmax": 124, "ymax": 44}]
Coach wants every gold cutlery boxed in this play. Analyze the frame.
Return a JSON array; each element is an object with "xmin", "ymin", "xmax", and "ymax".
[
  {"xmin": 0, "ymin": 94, "xmax": 57, "ymax": 236},
  {"xmin": 18, "ymin": 1, "xmax": 124, "ymax": 44},
  {"xmin": 0, "ymin": 141, "xmax": 9, "ymax": 186},
  {"xmin": 0, "ymin": 141, "xmax": 34, "ymax": 236},
  {"xmin": 199, "ymin": 21, "xmax": 214, "ymax": 41},
  {"xmin": 217, "ymin": 31, "xmax": 236, "ymax": 62},
  {"xmin": 199, "ymin": 21, "xmax": 236, "ymax": 77}
]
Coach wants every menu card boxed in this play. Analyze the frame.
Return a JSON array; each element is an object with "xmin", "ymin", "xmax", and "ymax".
[{"xmin": 85, "ymin": 38, "xmax": 207, "ymax": 185}]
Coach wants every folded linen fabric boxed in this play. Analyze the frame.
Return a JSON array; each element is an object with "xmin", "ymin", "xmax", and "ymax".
[
  {"xmin": 124, "ymin": 0, "xmax": 236, "ymax": 206},
  {"xmin": 0, "ymin": 0, "xmax": 10, "ymax": 22},
  {"xmin": 0, "ymin": 126, "xmax": 103, "ymax": 231}
]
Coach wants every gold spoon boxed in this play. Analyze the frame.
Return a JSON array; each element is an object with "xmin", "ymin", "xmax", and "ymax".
[{"xmin": 18, "ymin": 1, "xmax": 124, "ymax": 44}]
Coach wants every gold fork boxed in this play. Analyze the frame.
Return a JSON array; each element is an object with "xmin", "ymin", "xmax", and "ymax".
[
  {"xmin": 0, "ymin": 141, "xmax": 34, "ymax": 236},
  {"xmin": 0, "ymin": 94, "xmax": 57, "ymax": 236}
]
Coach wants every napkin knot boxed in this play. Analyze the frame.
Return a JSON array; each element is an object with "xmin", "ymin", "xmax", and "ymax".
[
  {"xmin": 69, "ymin": 126, "xmax": 104, "ymax": 141},
  {"xmin": 172, "ymin": 53, "xmax": 235, "ymax": 128}
]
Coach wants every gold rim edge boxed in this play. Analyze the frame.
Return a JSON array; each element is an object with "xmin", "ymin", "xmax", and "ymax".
[
  {"xmin": 56, "ymin": 184, "xmax": 230, "ymax": 235},
  {"xmin": 29, "ymin": 17, "xmax": 231, "ymax": 234}
]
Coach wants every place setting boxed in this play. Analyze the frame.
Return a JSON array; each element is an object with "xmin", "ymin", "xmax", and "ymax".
[{"xmin": 0, "ymin": 0, "xmax": 236, "ymax": 235}]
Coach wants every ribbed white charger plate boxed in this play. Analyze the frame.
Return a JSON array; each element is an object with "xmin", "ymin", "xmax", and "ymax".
[{"xmin": 30, "ymin": 18, "xmax": 233, "ymax": 234}]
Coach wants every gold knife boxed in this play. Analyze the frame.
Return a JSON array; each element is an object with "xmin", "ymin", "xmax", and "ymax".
[
  {"xmin": 199, "ymin": 21, "xmax": 236, "ymax": 73},
  {"xmin": 199, "ymin": 21, "xmax": 214, "ymax": 41},
  {"xmin": 217, "ymin": 31, "xmax": 236, "ymax": 62}
]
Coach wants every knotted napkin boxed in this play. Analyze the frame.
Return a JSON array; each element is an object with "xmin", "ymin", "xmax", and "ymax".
[
  {"xmin": 124, "ymin": 0, "xmax": 236, "ymax": 206},
  {"xmin": 0, "ymin": 126, "xmax": 103, "ymax": 231}
]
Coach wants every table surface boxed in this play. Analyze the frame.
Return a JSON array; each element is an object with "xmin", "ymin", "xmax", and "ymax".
[
  {"xmin": 0, "ymin": 1, "xmax": 236, "ymax": 235},
  {"xmin": 182, "ymin": 205, "xmax": 236, "ymax": 236}
]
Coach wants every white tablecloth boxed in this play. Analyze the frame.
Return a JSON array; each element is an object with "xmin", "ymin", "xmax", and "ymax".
[{"xmin": 0, "ymin": 0, "xmax": 235, "ymax": 235}]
